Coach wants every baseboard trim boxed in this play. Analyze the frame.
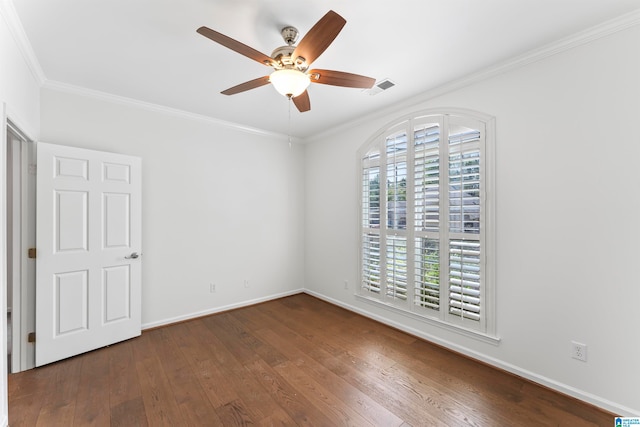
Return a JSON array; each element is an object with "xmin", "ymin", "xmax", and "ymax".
[
  {"xmin": 303, "ymin": 289, "xmax": 638, "ymax": 417},
  {"xmin": 141, "ymin": 288, "xmax": 304, "ymax": 330}
]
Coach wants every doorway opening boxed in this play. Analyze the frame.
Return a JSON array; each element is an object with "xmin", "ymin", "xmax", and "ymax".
[{"xmin": 5, "ymin": 122, "xmax": 36, "ymax": 373}]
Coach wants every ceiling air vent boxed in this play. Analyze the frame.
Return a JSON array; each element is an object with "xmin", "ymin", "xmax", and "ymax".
[{"xmin": 367, "ymin": 78, "xmax": 396, "ymax": 96}]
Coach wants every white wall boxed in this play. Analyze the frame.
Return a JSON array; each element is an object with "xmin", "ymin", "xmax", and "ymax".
[
  {"xmin": 0, "ymin": 2, "xmax": 42, "ymax": 425},
  {"xmin": 0, "ymin": 2, "xmax": 40, "ymax": 137},
  {"xmin": 304, "ymin": 23, "xmax": 640, "ymax": 415},
  {"xmin": 40, "ymin": 88, "xmax": 306, "ymax": 328}
]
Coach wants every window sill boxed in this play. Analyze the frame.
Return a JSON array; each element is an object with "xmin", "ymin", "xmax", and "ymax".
[{"xmin": 355, "ymin": 294, "xmax": 501, "ymax": 346}]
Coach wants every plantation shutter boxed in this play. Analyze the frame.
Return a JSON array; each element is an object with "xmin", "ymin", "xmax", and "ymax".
[
  {"xmin": 362, "ymin": 148, "xmax": 381, "ymax": 296},
  {"xmin": 413, "ymin": 122, "xmax": 441, "ymax": 312},
  {"xmin": 359, "ymin": 112, "xmax": 491, "ymax": 336},
  {"xmin": 384, "ymin": 130, "xmax": 408, "ymax": 305},
  {"xmin": 447, "ymin": 125, "xmax": 483, "ymax": 324}
]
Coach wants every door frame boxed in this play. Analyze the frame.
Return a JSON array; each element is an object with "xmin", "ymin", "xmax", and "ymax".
[
  {"xmin": 1, "ymin": 103, "xmax": 8, "ymax": 425},
  {"xmin": 5, "ymin": 119, "xmax": 36, "ymax": 373}
]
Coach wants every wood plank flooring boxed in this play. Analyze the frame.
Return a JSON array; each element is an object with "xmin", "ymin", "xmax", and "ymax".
[{"xmin": 8, "ymin": 293, "xmax": 613, "ymax": 426}]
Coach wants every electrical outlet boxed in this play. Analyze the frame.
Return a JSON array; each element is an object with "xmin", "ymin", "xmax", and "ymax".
[
  {"xmin": 571, "ymin": 341, "xmax": 587, "ymax": 362},
  {"xmin": 210, "ymin": 283, "xmax": 216, "ymax": 293},
  {"xmin": 244, "ymin": 280, "xmax": 249, "ymax": 288},
  {"xmin": 343, "ymin": 280, "xmax": 349, "ymax": 290}
]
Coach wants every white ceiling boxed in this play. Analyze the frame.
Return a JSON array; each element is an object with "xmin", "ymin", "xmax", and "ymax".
[{"xmin": 12, "ymin": 0, "xmax": 640, "ymax": 138}]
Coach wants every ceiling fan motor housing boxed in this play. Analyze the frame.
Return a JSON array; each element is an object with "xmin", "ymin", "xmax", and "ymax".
[{"xmin": 270, "ymin": 45, "xmax": 307, "ymax": 71}]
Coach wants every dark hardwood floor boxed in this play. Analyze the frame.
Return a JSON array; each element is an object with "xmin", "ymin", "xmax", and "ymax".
[{"xmin": 8, "ymin": 293, "xmax": 612, "ymax": 426}]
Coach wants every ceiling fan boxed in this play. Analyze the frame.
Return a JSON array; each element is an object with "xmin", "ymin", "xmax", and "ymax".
[{"xmin": 197, "ymin": 10, "xmax": 375, "ymax": 112}]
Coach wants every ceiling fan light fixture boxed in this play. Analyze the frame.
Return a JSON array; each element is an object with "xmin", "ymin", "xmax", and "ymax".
[
  {"xmin": 198, "ymin": 10, "xmax": 374, "ymax": 112},
  {"xmin": 270, "ymin": 69, "xmax": 310, "ymax": 98}
]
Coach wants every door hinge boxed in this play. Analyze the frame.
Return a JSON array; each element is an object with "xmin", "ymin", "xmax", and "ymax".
[
  {"xmin": 28, "ymin": 248, "xmax": 37, "ymax": 259},
  {"xmin": 28, "ymin": 332, "xmax": 36, "ymax": 343}
]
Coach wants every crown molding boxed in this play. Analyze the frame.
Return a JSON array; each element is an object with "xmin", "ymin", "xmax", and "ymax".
[
  {"xmin": 7, "ymin": 1, "xmax": 639, "ymax": 145},
  {"xmin": 308, "ymin": 8, "xmax": 640, "ymax": 143},
  {"xmin": 0, "ymin": 0, "xmax": 46, "ymax": 84},
  {"xmin": 445, "ymin": 7, "xmax": 640, "ymax": 93},
  {"xmin": 42, "ymin": 80, "xmax": 294, "ymax": 141}
]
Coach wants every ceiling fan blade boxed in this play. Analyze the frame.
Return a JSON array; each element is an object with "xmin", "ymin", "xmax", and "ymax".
[
  {"xmin": 308, "ymin": 69, "xmax": 375, "ymax": 88},
  {"xmin": 221, "ymin": 76, "xmax": 271, "ymax": 95},
  {"xmin": 197, "ymin": 26, "xmax": 274, "ymax": 67},
  {"xmin": 292, "ymin": 10, "xmax": 346, "ymax": 66},
  {"xmin": 292, "ymin": 90, "xmax": 311, "ymax": 112}
]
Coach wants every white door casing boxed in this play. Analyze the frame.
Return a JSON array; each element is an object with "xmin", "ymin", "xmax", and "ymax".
[{"xmin": 36, "ymin": 142, "xmax": 141, "ymax": 366}]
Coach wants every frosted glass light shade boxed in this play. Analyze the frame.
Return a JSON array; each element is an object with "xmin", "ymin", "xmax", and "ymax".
[{"xmin": 270, "ymin": 69, "xmax": 311, "ymax": 97}]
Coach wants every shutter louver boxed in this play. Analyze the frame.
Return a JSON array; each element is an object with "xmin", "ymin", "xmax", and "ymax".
[
  {"xmin": 386, "ymin": 132, "xmax": 407, "ymax": 231},
  {"xmin": 362, "ymin": 233, "xmax": 381, "ymax": 294},
  {"xmin": 362, "ymin": 167, "xmax": 380, "ymax": 229},
  {"xmin": 414, "ymin": 237, "xmax": 440, "ymax": 310},
  {"xmin": 449, "ymin": 130, "xmax": 481, "ymax": 234},
  {"xmin": 386, "ymin": 235, "xmax": 407, "ymax": 300},
  {"xmin": 414, "ymin": 124, "xmax": 440, "ymax": 232},
  {"xmin": 448, "ymin": 240, "xmax": 481, "ymax": 321},
  {"xmin": 387, "ymin": 162, "xmax": 407, "ymax": 230}
]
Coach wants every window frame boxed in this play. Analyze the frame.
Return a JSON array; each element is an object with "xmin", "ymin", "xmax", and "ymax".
[{"xmin": 357, "ymin": 109, "xmax": 498, "ymax": 344}]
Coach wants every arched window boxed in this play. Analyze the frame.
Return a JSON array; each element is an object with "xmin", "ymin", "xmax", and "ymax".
[{"xmin": 358, "ymin": 109, "xmax": 496, "ymax": 339}]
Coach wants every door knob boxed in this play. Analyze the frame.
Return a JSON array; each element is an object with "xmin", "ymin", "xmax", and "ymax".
[{"xmin": 125, "ymin": 252, "xmax": 140, "ymax": 259}]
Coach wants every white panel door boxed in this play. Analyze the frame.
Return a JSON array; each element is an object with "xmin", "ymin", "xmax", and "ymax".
[{"xmin": 35, "ymin": 142, "xmax": 142, "ymax": 366}]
